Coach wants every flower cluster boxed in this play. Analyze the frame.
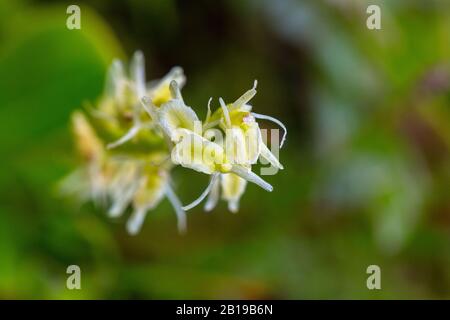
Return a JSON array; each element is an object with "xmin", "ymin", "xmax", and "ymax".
[{"xmin": 63, "ymin": 51, "xmax": 286, "ymax": 235}]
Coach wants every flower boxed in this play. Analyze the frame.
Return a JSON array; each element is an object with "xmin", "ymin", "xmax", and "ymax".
[
  {"xmin": 66, "ymin": 51, "xmax": 287, "ymax": 233},
  {"xmin": 63, "ymin": 52, "xmax": 187, "ymax": 235},
  {"xmin": 144, "ymin": 81, "xmax": 281, "ymax": 213},
  {"xmin": 98, "ymin": 51, "xmax": 186, "ymax": 149}
]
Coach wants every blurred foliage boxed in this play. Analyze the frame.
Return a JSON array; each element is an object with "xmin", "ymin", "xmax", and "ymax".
[{"xmin": 0, "ymin": 0, "xmax": 449, "ymax": 299}]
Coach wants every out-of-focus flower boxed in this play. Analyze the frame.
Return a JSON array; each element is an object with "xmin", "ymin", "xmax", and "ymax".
[{"xmin": 64, "ymin": 52, "xmax": 187, "ymax": 235}]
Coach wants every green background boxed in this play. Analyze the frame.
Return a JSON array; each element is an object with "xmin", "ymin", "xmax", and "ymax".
[{"xmin": 0, "ymin": 0, "xmax": 449, "ymax": 299}]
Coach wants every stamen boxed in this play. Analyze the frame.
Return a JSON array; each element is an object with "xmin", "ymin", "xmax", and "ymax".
[
  {"xmin": 252, "ymin": 112, "xmax": 287, "ymax": 148},
  {"xmin": 219, "ymin": 98, "xmax": 231, "ymax": 128},
  {"xmin": 182, "ymin": 173, "xmax": 220, "ymax": 211}
]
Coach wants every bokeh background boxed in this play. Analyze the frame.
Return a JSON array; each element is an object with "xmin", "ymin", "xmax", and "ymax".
[{"xmin": 0, "ymin": 0, "xmax": 449, "ymax": 299}]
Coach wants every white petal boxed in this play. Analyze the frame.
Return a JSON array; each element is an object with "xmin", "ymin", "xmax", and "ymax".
[
  {"xmin": 221, "ymin": 173, "xmax": 247, "ymax": 213},
  {"xmin": 148, "ymin": 66, "xmax": 186, "ymax": 91},
  {"xmin": 205, "ymin": 97, "xmax": 213, "ymax": 123},
  {"xmin": 260, "ymin": 141, "xmax": 284, "ymax": 170},
  {"xmin": 159, "ymin": 100, "xmax": 199, "ymax": 142},
  {"xmin": 252, "ymin": 112, "xmax": 287, "ymax": 148},
  {"xmin": 225, "ymin": 127, "xmax": 250, "ymax": 166},
  {"xmin": 130, "ymin": 51, "xmax": 146, "ymax": 98},
  {"xmin": 165, "ymin": 183, "xmax": 187, "ymax": 234},
  {"xmin": 228, "ymin": 199, "xmax": 239, "ymax": 213},
  {"xmin": 107, "ymin": 125, "xmax": 140, "ymax": 149},
  {"xmin": 171, "ymin": 130, "xmax": 223, "ymax": 175},
  {"xmin": 219, "ymin": 97, "xmax": 231, "ymax": 128},
  {"xmin": 232, "ymin": 80, "xmax": 257, "ymax": 109},
  {"xmin": 106, "ymin": 59, "xmax": 126, "ymax": 99},
  {"xmin": 182, "ymin": 173, "xmax": 220, "ymax": 210},
  {"xmin": 204, "ymin": 176, "xmax": 220, "ymax": 212},
  {"xmin": 230, "ymin": 165, "xmax": 273, "ymax": 192},
  {"xmin": 127, "ymin": 207, "xmax": 148, "ymax": 235}
]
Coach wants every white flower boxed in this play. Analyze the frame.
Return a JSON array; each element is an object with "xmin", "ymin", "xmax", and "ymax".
[
  {"xmin": 102, "ymin": 51, "xmax": 186, "ymax": 149},
  {"xmin": 67, "ymin": 51, "xmax": 287, "ymax": 233}
]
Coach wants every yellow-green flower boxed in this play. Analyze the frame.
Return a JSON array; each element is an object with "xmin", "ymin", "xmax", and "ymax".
[{"xmin": 66, "ymin": 51, "xmax": 287, "ymax": 232}]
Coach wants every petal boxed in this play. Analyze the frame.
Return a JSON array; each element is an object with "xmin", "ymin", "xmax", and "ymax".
[
  {"xmin": 221, "ymin": 173, "xmax": 247, "ymax": 213},
  {"xmin": 130, "ymin": 51, "xmax": 146, "ymax": 98},
  {"xmin": 126, "ymin": 207, "xmax": 148, "ymax": 235},
  {"xmin": 105, "ymin": 59, "xmax": 126, "ymax": 100},
  {"xmin": 127, "ymin": 171, "xmax": 168, "ymax": 235},
  {"xmin": 108, "ymin": 163, "xmax": 141, "ymax": 217},
  {"xmin": 231, "ymin": 80, "xmax": 258, "ymax": 110},
  {"xmin": 132, "ymin": 170, "xmax": 167, "ymax": 210},
  {"xmin": 106, "ymin": 125, "xmax": 140, "ymax": 149},
  {"xmin": 219, "ymin": 97, "xmax": 231, "ymax": 128},
  {"xmin": 71, "ymin": 112, "xmax": 103, "ymax": 161},
  {"xmin": 230, "ymin": 165, "xmax": 273, "ymax": 192},
  {"xmin": 204, "ymin": 176, "xmax": 220, "ymax": 212},
  {"xmin": 171, "ymin": 130, "xmax": 226, "ymax": 174},
  {"xmin": 182, "ymin": 173, "xmax": 220, "ymax": 210},
  {"xmin": 244, "ymin": 122, "xmax": 262, "ymax": 164},
  {"xmin": 225, "ymin": 127, "xmax": 251, "ymax": 166},
  {"xmin": 260, "ymin": 141, "xmax": 284, "ymax": 170},
  {"xmin": 158, "ymin": 100, "xmax": 200, "ymax": 142},
  {"xmin": 165, "ymin": 183, "xmax": 187, "ymax": 234},
  {"xmin": 148, "ymin": 67, "xmax": 186, "ymax": 107},
  {"xmin": 252, "ymin": 112, "xmax": 287, "ymax": 148}
]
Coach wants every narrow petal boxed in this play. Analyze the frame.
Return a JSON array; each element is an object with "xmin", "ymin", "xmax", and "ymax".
[
  {"xmin": 130, "ymin": 51, "xmax": 146, "ymax": 98},
  {"xmin": 127, "ymin": 207, "xmax": 148, "ymax": 235},
  {"xmin": 228, "ymin": 199, "xmax": 239, "ymax": 213},
  {"xmin": 232, "ymin": 80, "xmax": 257, "ymax": 109},
  {"xmin": 205, "ymin": 97, "xmax": 212, "ymax": 123},
  {"xmin": 219, "ymin": 97, "xmax": 231, "ymax": 128},
  {"xmin": 230, "ymin": 165, "xmax": 273, "ymax": 192},
  {"xmin": 182, "ymin": 173, "xmax": 220, "ymax": 210},
  {"xmin": 105, "ymin": 59, "xmax": 125, "ymax": 99},
  {"xmin": 252, "ymin": 112, "xmax": 287, "ymax": 148},
  {"xmin": 204, "ymin": 176, "xmax": 220, "ymax": 212},
  {"xmin": 165, "ymin": 183, "xmax": 187, "ymax": 234},
  {"xmin": 107, "ymin": 125, "xmax": 140, "ymax": 149},
  {"xmin": 221, "ymin": 173, "xmax": 247, "ymax": 213},
  {"xmin": 259, "ymin": 141, "xmax": 284, "ymax": 170}
]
